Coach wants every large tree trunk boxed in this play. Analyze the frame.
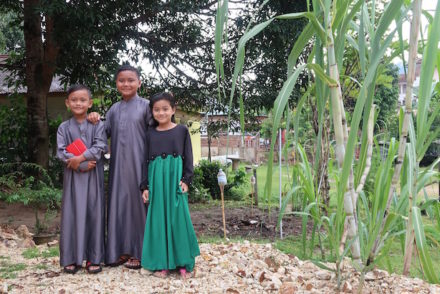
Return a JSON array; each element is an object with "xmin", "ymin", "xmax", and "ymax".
[{"xmin": 24, "ymin": 0, "xmax": 59, "ymax": 169}]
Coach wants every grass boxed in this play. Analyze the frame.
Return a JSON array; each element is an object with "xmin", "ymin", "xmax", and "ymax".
[
  {"xmin": 42, "ymin": 247, "xmax": 59, "ymax": 258},
  {"xmin": 22, "ymin": 246, "xmax": 59, "ymax": 259},
  {"xmin": 34, "ymin": 264, "xmax": 49, "ymax": 270},
  {"xmin": 0, "ymin": 261, "xmax": 26, "ymax": 279},
  {"xmin": 22, "ymin": 247, "xmax": 40, "ymax": 259}
]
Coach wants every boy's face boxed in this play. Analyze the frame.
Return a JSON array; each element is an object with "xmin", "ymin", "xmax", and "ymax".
[
  {"xmin": 116, "ymin": 70, "xmax": 141, "ymax": 99},
  {"xmin": 65, "ymin": 89, "xmax": 92, "ymax": 116}
]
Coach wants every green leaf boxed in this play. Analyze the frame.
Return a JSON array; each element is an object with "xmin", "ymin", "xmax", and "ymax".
[
  {"xmin": 412, "ymin": 207, "xmax": 440, "ymax": 283},
  {"xmin": 277, "ymin": 12, "xmax": 326, "ymax": 43},
  {"xmin": 264, "ymin": 64, "xmax": 307, "ymax": 206},
  {"xmin": 307, "ymin": 63, "xmax": 338, "ymax": 87},
  {"xmin": 287, "ymin": 22, "xmax": 314, "ymax": 77},
  {"xmin": 416, "ymin": 0, "xmax": 440, "ymax": 140}
]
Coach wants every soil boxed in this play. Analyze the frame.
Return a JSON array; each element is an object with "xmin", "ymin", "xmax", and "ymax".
[
  {"xmin": 0, "ymin": 201, "xmax": 305, "ymax": 240},
  {"xmin": 2, "ymin": 182, "xmax": 437, "ymax": 237}
]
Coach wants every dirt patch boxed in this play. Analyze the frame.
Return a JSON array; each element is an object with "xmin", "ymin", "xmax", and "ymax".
[
  {"xmin": 0, "ymin": 202, "xmax": 60, "ymax": 235},
  {"xmin": 191, "ymin": 205, "xmax": 307, "ymax": 240},
  {"xmin": 0, "ymin": 201, "xmax": 305, "ymax": 240}
]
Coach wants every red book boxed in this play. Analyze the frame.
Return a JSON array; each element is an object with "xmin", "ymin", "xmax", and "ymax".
[{"xmin": 66, "ymin": 138, "xmax": 87, "ymax": 156}]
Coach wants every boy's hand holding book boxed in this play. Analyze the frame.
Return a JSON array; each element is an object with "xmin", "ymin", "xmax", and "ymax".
[
  {"xmin": 66, "ymin": 138, "xmax": 89, "ymax": 171},
  {"xmin": 67, "ymin": 155, "xmax": 86, "ymax": 170}
]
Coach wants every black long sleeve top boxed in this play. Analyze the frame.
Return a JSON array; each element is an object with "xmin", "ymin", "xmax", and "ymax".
[{"xmin": 139, "ymin": 124, "xmax": 194, "ymax": 191}]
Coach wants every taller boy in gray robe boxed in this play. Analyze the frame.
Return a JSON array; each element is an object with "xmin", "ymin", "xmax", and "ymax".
[
  {"xmin": 105, "ymin": 94, "xmax": 151, "ymax": 264},
  {"xmin": 57, "ymin": 119, "xmax": 107, "ymax": 267}
]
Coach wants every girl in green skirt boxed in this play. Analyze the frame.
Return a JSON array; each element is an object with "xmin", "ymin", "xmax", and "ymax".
[{"xmin": 140, "ymin": 92, "xmax": 200, "ymax": 279}]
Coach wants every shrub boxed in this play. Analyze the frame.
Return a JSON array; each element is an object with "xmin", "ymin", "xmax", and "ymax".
[
  {"xmin": 188, "ymin": 167, "xmax": 211, "ymax": 203},
  {"xmin": 194, "ymin": 160, "xmax": 249, "ymax": 201},
  {"xmin": 0, "ymin": 162, "xmax": 62, "ymax": 234},
  {"xmin": 197, "ymin": 159, "xmax": 225, "ymax": 200}
]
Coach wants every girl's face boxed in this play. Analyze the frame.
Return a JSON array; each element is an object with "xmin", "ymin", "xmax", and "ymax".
[
  {"xmin": 116, "ymin": 70, "xmax": 141, "ymax": 99},
  {"xmin": 65, "ymin": 89, "xmax": 92, "ymax": 117},
  {"xmin": 152, "ymin": 99, "xmax": 176, "ymax": 126}
]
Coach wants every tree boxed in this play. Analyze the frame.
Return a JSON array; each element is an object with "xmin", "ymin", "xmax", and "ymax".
[
  {"xmin": 0, "ymin": 0, "xmax": 310, "ymax": 168},
  {"xmin": 0, "ymin": 0, "xmax": 218, "ymax": 168}
]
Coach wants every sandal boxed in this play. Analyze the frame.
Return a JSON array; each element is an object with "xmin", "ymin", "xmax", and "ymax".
[
  {"xmin": 86, "ymin": 261, "xmax": 102, "ymax": 274},
  {"xmin": 179, "ymin": 268, "xmax": 192, "ymax": 279},
  {"xmin": 108, "ymin": 254, "xmax": 130, "ymax": 267},
  {"xmin": 153, "ymin": 269, "xmax": 169, "ymax": 278},
  {"xmin": 63, "ymin": 264, "xmax": 80, "ymax": 274},
  {"xmin": 124, "ymin": 257, "xmax": 141, "ymax": 269}
]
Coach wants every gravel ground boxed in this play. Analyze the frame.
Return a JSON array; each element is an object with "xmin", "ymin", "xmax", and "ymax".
[{"xmin": 1, "ymin": 240, "xmax": 440, "ymax": 294}]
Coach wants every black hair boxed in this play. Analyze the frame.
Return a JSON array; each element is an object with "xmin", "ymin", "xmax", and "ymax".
[
  {"xmin": 150, "ymin": 92, "xmax": 176, "ymax": 126},
  {"xmin": 67, "ymin": 84, "xmax": 91, "ymax": 99},
  {"xmin": 115, "ymin": 64, "xmax": 141, "ymax": 79}
]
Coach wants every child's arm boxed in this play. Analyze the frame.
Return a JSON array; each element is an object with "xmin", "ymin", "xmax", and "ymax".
[
  {"xmin": 104, "ymin": 107, "xmax": 113, "ymax": 138},
  {"xmin": 180, "ymin": 127, "xmax": 194, "ymax": 192},
  {"xmin": 87, "ymin": 107, "xmax": 112, "ymax": 139},
  {"xmin": 56, "ymin": 124, "xmax": 75, "ymax": 162},
  {"xmin": 139, "ymin": 132, "xmax": 150, "ymax": 193},
  {"xmin": 78, "ymin": 160, "xmax": 96, "ymax": 172},
  {"xmin": 82, "ymin": 121, "xmax": 107, "ymax": 162}
]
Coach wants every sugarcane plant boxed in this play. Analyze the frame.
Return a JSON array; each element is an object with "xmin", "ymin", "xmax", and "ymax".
[{"xmin": 215, "ymin": 0, "xmax": 440, "ymax": 285}]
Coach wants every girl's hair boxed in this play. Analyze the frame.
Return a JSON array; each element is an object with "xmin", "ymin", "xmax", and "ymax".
[
  {"xmin": 67, "ymin": 84, "xmax": 91, "ymax": 99},
  {"xmin": 116, "ymin": 64, "xmax": 140, "ymax": 79},
  {"xmin": 150, "ymin": 92, "xmax": 176, "ymax": 126}
]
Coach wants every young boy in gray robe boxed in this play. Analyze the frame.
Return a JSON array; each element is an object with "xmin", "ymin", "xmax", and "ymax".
[
  {"xmin": 88, "ymin": 64, "xmax": 151, "ymax": 269},
  {"xmin": 57, "ymin": 84, "xmax": 107, "ymax": 274}
]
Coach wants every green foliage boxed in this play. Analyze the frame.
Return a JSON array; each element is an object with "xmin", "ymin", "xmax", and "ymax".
[
  {"xmin": 0, "ymin": 162, "xmax": 62, "ymax": 233},
  {"xmin": 193, "ymin": 160, "xmax": 248, "ymax": 201},
  {"xmin": 0, "ymin": 95, "xmax": 28, "ymax": 162},
  {"xmin": 21, "ymin": 246, "xmax": 59, "ymax": 260},
  {"xmin": 0, "ymin": 10, "xmax": 24, "ymax": 53},
  {"xmin": 188, "ymin": 167, "xmax": 211, "ymax": 203},
  {"xmin": 22, "ymin": 247, "xmax": 40, "ymax": 259},
  {"xmin": 0, "ymin": 261, "xmax": 26, "ymax": 279},
  {"xmin": 42, "ymin": 247, "xmax": 59, "ymax": 258},
  {"xmin": 196, "ymin": 160, "xmax": 225, "ymax": 200},
  {"xmin": 374, "ymin": 64, "xmax": 400, "ymax": 132}
]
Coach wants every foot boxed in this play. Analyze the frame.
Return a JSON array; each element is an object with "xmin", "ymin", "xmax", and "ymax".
[
  {"xmin": 109, "ymin": 254, "xmax": 130, "ymax": 267},
  {"xmin": 63, "ymin": 264, "xmax": 80, "ymax": 274},
  {"xmin": 124, "ymin": 258, "xmax": 141, "ymax": 269},
  {"xmin": 179, "ymin": 268, "xmax": 192, "ymax": 280},
  {"xmin": 153, "ymin": 269, "xmax": 169, "ymax": 278},
  {"xmin": 86, "ymin": 261, "xmax": 102, "ymax": 274}
]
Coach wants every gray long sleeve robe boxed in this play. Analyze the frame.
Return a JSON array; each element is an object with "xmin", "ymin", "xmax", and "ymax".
[
  {"xmin": 57, "ymin": 118, "xmax": 107, "ymax": 267},
  {"xmin": 105, "ymin": 95, "xmax": 151, "ymax": 263}
]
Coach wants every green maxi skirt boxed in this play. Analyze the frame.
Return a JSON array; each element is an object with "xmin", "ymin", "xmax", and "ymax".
[{"xmin": 141, "ymin": 155, "xmax": 200, "ymax": 272}]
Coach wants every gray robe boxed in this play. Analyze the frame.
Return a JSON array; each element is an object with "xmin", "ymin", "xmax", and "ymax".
[
  {"xmin": 57, "ymin": 118, "xmax": 107, "ymax": 267},
  {"xmin": 105, "ymin": 95, "xmax": 150, "ymax": 263}
]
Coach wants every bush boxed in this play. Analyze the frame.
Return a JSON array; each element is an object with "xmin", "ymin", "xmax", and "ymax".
[
  {"xmin": 0, "ymin": 162, "xmax": 62, "ymax": 234},
  {"xmin": 188, "ymin": 167, "xmax": 211, "ymax": 203},
  {"xmin": 194, "ymin": 160, "xmax": 249, "ymax": 201},
  {"xmin": 197, "ymin": 159, "xmax": 225, "ymax": 200}
]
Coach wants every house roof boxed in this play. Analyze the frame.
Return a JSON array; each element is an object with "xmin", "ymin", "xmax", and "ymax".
[{"xmin": 0, "ymin": 55, "xmax": 66, "ymax": 95}]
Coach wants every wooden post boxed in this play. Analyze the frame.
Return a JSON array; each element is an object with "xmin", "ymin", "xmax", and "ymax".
[
  {"xmin": 253, "ymin": 167, "xmax": 259, "ymax": 206},
  {"xmin": 220, "ymin": 185, "xmax": 227, "ymax": 239}
]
